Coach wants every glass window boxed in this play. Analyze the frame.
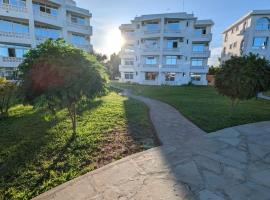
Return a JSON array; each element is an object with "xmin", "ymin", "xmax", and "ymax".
[
  {"xmin": 190, "ymin": 73, "xmax": 201, "ymax": 81},
  {"xmin": 165, "ymin": 72, "xmax": 176, "ymax": 81},
  {"xmin": 8, "ymin": 48, "xmax": 15, "ymax": 57},
  {"xmin": 15, "ymin": 48, "xmax": 24, "ymax": 57},
  {"xmin": 71, "ymin": 15, "xmax": 85, "ymax": 25},
  {"xmin": 145, "ymin": 22, "xmax": 159, "ymax": 31},
  {"xmin": 195, "ymin": 28, "xmax": 207, "ymax": 36},
  {"xmin": 191, "ymin": 59, "xmax": 204, "ymax": 67},
  {"xmin": 144, "ymin": 39, "xmax": 158, "ymax": 48},
  {"xmin": 0, "ymin": 46, "xmax": 8, "ymax": 57},
  {"xmin": 192, "ymin": 44, "xmax": 205, "ymax": 52},
  {"xmin": 124, "ymin": 59, "xmax": 134, "ymax": 66},
  {"xmin": 165, "ymin": 56, "xmax": 177, "ymax": 65},
  {"xmin": 71, "ymin": 34, "xmax": 88, "ymax": 45},
  {"xmin": 145, "ymin": 72, "xmax": 158, "ymax": 80},
  {"xmin": 167, "ymin": 40, "xmax": 178, "ymax": 49},
  {"xmin": 35, "ymin": 26, "xmax": 60, "ymax": 39},
  {"xmin": 166, "ymin": 20, "xmax": 180, "ymax": 30},
  {"xmin": 124, "ymin": 72, "xmax": 134, "ymax": 80},
  {"xmin": 145, "ymin": 56, "xmax": 157, "ymax": 65},
  {"xmin": 256, "ymin": 18, "xmax": 270, "ymax": 30},
  {"xmin": 252, "ymin": 37, "xmax": 268, "ymax": 49}
]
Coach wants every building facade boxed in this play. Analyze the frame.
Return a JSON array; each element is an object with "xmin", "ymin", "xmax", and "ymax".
[
  {"xmin": 119, "ymin": 13, "xmax": 214, "ymax": 86},
  {"xmin": 221, "ymin": 10, "xmax": 270, "ymax": 63},
  {"xmin": 0, "ymin": 0, "xmax": 92, "ymax": 80}
]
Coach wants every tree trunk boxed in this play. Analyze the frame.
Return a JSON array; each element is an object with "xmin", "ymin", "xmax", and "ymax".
[{"xmin": 68, "ymin": 103, "xmax": 77, "ymax": 138}]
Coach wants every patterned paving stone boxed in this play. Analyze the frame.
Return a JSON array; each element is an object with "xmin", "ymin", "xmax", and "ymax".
[{"xmin": 33, "ymin": 91, "xmax": 270, "ymax": 200}]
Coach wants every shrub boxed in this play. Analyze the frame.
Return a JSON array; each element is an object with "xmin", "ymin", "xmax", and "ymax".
[{"xmin": 0, "ymin": 78, "xmax": 17, "ymax": 117}]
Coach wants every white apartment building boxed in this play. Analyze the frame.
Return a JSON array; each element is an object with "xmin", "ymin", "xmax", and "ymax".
[
  {"xmin": 119, "ymin": 13, "xmax": 214, "ymax": 86},
  {"xmin": 221, "ymin": 10, "xmax": 270, "ymax": 63},
  {"xmin": 0, "ymin": 0, "xmax": 92, "ymax": 80}
]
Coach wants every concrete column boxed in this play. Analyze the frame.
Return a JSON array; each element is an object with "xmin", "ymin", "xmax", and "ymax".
[
  {"xmin": 159, "ymin": 17, "xmax": 165, "ymax": 85},
  {"xmin": 27, "ymin": 0, "xmax": 36, "ymax": 47}
]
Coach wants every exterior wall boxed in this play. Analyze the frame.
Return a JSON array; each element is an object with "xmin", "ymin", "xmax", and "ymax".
[
  {"xmin": 221, "ymin": 10, "xmax": 270, "ymax": 63},
  {"xmin": 119, "ymin": 12, "xmax": 214, "ymax": 86},
  {"xmin": 0, "ymin": 0, "xmax": 92, "ymax": 80}
]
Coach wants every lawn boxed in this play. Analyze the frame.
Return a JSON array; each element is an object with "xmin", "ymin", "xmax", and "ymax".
[
  {"xmin": 112, "ymin": 82, "xmax": 270, "ymax": 133},
  {"xmin": 264, "ymin": 91, "xmax": 270, "ymax": 97},
  {"xmin": 0, "ymin": 92, "xmax": 158, "ymax": 200}
]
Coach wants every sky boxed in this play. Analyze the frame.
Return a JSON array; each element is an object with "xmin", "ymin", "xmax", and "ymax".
[{"xmin": 76, "ymin": 0, "xmax": 270, "ymax": 65}]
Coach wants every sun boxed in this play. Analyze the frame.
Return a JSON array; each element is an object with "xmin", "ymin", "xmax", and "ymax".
[{"xmin": 104, "ymin": 28, "xmax": 125, "ymax": 56}]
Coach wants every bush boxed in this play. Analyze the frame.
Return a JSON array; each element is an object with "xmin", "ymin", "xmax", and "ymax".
[
  {"xmin": 0, "ymin": 78, "xmax": 17, "ymax": 117},
  {"xmin": 215, "ymin": 54, "xmax": 270, "ymax": 104}
]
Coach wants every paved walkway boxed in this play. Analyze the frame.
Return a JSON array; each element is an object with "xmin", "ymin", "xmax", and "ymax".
[
  {"xmin": 258, "ymin": 93, "xmax": 270, "ymax": 101},
  {"xmin": 34, "ymin": 91, "xmax": 270, "ymax": 200}
]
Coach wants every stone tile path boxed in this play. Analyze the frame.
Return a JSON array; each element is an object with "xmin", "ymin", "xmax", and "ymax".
[
  {"xmin": 33, "ymin": 91, "xmax": 270, "ymax": 200},
  {"xmin": 258, "ymin": 93, "xmax": 270, "ymax": 101}
]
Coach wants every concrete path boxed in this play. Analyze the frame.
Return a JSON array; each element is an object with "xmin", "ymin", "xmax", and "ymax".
[
  {"xmin": 258, "ymin": 92, "xmax": 270, "ymax": 101},
  {"xmin": 33, "ymin": 91, "xmax": 270, "ymax": 200}
]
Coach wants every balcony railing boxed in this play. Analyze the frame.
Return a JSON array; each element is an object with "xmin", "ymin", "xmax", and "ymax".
[
  {"xmin": 67, "ymin": 21, "xmax": 92, "ymax": 32},
  {"xmin": 0, "ymin": 31, "xmax": 30, "ymax": 39},
  {"xmin": 0, "ymin": 3, "xmax": 27, "ymax": 13},
  {"xmin": 163, "ymin": 48, "xmax": 181, "ymax": 52},
  {"xmin": 33, "ymin": 10, "xmax": 58, "ymax": 20},
  {"xmin": 141, "ymin": 47, "xmax": 160, "ymax": 52},
  {"xmin": 2, "ymin": 56, "xmax": 24, "ymax": 63},
  {"xmin": 142, "ymin": 64, "xmax": 159, "ymax": 68},
  {"xmin": 192, "ymin": 50, "xmax": 211, "ymax": 57},
  {"xmin": 143, "ymin": 28, "xmax": 161, "ymax": 34}
]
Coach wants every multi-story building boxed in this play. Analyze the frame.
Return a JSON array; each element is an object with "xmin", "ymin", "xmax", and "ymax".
[
  {"xmin": 221, "ymin": 10, "xmax": 270, "ymax": 63},
  {"xmin": 0, "ymin": 0, "xmax": 92, "ymax": 80},
  {"xmin": 119, "ymin": 12, "xmax": 214, "ymax": 85}
]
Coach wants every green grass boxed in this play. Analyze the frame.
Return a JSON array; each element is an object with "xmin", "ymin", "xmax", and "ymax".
[
  {"xmin": 264, "ymin": 91, "xmax": 270, "ymax": 97},
  {"xmin": 112, "ymin": 82, "xmax": 270, "ymax": 133},
  {"xmin": 0, "ymin": 92, "xmax": 158, "ymax": 200}
]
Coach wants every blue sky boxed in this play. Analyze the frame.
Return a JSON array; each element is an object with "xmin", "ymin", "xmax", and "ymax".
[{"xmin": 76, "ymin": 0, "xmax": 270, "ymax": 65}]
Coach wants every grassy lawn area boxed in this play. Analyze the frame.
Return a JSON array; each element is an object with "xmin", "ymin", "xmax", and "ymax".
[
  {"xmin": 0, "ymin": 92, "xmax": 158, "ymax": 199},
  {"xmin": 264, "ymin": 91, "xmax": 270, "ymax": 97},
  {"xmin": 112, "ymin": 82, "xmax": 270, "ymax": 133}
]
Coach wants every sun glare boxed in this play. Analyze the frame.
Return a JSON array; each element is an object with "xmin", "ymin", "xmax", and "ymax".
[{"xmin": 104, "ymin": 28, "xmax": 125, "ymax": 56}]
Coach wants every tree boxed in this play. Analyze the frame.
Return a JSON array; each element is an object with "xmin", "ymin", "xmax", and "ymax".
[
  {"xmin": 208, "ymin": 66, "xmax": 221, "ymax": 75},
  {"xmin": 19, "ymin": 39, "xmax": 108, "ymax": 136},
  {"xmin": 91, "ymin": 51, "xmax": 107, "ymax": 64},
  {"xmin": 215, "ymin": 54, "xmax": 270, "ymax": 105},
  {"xmin": 106, "ymin": 53, "xmax": 120, "ymax": 79},
  {"xmin": 0, "ymin": 78, "xmax": 17, "ymax": 117}
]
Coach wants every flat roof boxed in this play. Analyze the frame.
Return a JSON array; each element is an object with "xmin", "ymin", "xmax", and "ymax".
[{"xmin": 223, "ymin": 10, "xmax": 270, "ymax": 33}]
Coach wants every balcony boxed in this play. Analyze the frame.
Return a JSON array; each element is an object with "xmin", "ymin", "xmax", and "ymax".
[
  {"xmin": 0, "ymin": 3, "xmax": 28, "ymax": 18},
  {"xmin": 0, "ymin": 31, "xmax": 31, "ymax": 44},
  {"xmin": 190, "ymin": 66, "xmax": 209, "ymax": 73},
  {"xmin": 73, "ymin": 44, "xmax": 93, "ymax": 52},
  {"xmin": 33, "ymin": 10, "xmax": 62, "ymax": 27},
  {"xmin": 0, "ymin": 56, "xmax": 24, "ymax": 68},
  {"xmin": 67, "ymin": 21, "xmax": 92, "ymax": 35},
  {"xmin": 192, "ymin": 50, "xmax": 211, "ymax": 57},
  {"xmin": 192, "ymin": 33, "xmax": 212, "ymax": 42},
  {"xmin": 141, "ymin": 64, "xmax": 159, "ymax": 72}
]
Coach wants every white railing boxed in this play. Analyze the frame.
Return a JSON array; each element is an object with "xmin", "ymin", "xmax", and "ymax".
[
  {"xmin": 0, "ymin": 3, "xmax": 27, "ymax": 13},
  {"xmin": 67, "ymin": 21, "xmax": 92, "ymax": 31},
  {"xmin": 163, "ymin": 48, "xmax": 181, "ymax": 52},
  {"xmin": 141, "ymin": 47, "xmax": 160, "ymax": 52},
  {"xmin": 143, "ymin": 29, "xmax": 161, "ymax": 34},
  {"xmin": 192, "ymin": 51, "xmax": 211, "ymax": 57},
  {"xmin": 34, "ymin": 10, "xmax": 57, "ymax": 20},
  {"xmin": 162, "ymin": 64, "xmax": 180, "ymax": 68},
  {"xmin": 0, "ymin": 31, "xmax": 30, "ymax": 39},
  {"xmin": 2, "ymin": 57, "xmax": 24, "ymax": 63},
  {"xmin": 164, "ymin": 29, "xmax": 182, "ymax": 33},
  {"xmin": 142, "ymin": 64, "xmax": 159, "ymax": 68}
]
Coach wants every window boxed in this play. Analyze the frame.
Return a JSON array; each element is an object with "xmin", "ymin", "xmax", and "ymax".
[
  {"xmin": 0, "ymin": 19, "xmax": 28, "ymax": 33},
  {"xmin": 145, "ymin": 56, "xmax": 157, "ymax": 65},
  {"xmin": 252, "ymin": 37, "xmax": 268, "ymax": 49},
  {"xmin": 124, "ymin": 59, "xmax": 134, "ymax": 66},
  {"xmin": 167, "ymin": 40, "xmax": 178, "ymax": 49},
  {"xmin": 71, "ymin": 34, "xmax": 88, "ymax": 45},
  {"xmin": 166, "ymin": 20, "xmax": 180, "ymax": 30},
  {"xmin": 190, "ymin": 73, "xmax": 201, "ymax": 81},
  {"xmin": 71, "ymin": 15, "xmax": 86, "ymax": 25},
  {"xmin": 1, "ymin": 0, "xmax": 26, "ymax": 7},
  {"xmin": 144, "ymin": 22, "xmax": 159, "ymax": 31},
  {"xmin": 192, "ymin": 44, "xmax": 205, "ymax": 52},
  {"xmin": 145, "ymin": 72, "xmax": 158, "ymax": 80},
  {"xmin": 256, "ymin": 18, "xmax": 270, "ymax": 31},
  {"xmin": 8, "ymin": 48, "xmax": 15, "ymax": 57},
  {"xmin": 229, "ymin": 44, "xmax": 233, "ymax": 49},
  {"xmin": 191, "ymin": 58, "xmax": 204, "ymax": 67},
  {"xmin": 35, "ymin": 26, "xmax": 60, "ymax": 39},
  {"xmin": 0, "ymin": 45, "xmax": 29, "ymax": 57},
  {"xmin": 223, "ymin": 47, "xmax": 226, "ymax": 54},
  {"xmin": 233, "ymin": 42, "xmax": 237, "ymax": 48},
  {"xmin": 144, "ymin": 39, "xmax": 158, "ymax": 48},
  {"xmin": 124, "ymin": 72, "xmax": 134, "ymax": 80},
  {"xmin": 195, "ymin": 28, "xmax": 207, "ymax": 36},
  {"xmin": 165, "ymin": 56, "xmax": 177, "ymax": 65},
  {"xmin": 33, "ymin": 2, "xmax": 58, "ymax": 17},
  {"xmin": 224, "ymin": 33, "xmax": 228, "ymax": 42},
  {"xmin": 165, "ymin": 72, "xmax": 176, "ymax": 81}
]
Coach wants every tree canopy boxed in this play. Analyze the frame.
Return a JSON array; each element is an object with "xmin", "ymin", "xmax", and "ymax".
[
  {"xmin": 19, "ymin": 39, "xmax": 108, "ymax": 135},
  {"xmin": 215, "ymin": 54, "xmax": 270, "ymax": 104}
]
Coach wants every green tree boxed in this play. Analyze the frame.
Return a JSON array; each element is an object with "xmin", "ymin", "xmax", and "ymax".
[
  {"xmin": 215, "ymin": 54, "xmax": 270, "ymax": 105},
  {"xmin": 19, "ymin": 39, "xmax": 108, "ymax": 136},
  {"xmin": 0, "ymin": 78, "xmax": 17, "ymax": 117},
  {"xmin": 208, "ymin": 66, "xmax": 221, "ymax": 75},
  {"xmin": 106, "ymin": 53, "xmax": 120, "ymax": 79}
]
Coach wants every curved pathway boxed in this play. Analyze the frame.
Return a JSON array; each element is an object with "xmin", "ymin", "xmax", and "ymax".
[
  {"xmin": 258, "ymin": 92, "xmax": 270, "ymax": 101},
  {"xmin": 34, "ymin": 91, "xmax": 270, "ymax": 200}
]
